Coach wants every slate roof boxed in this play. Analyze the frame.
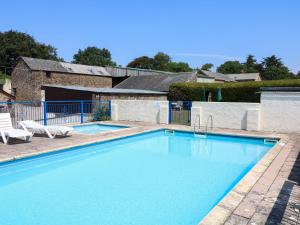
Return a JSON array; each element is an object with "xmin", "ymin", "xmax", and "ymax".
[
  {"xmin": 114, "ymin": 72, "xmax": 197, "ymax": 92},
  {"xmin": 21, "ymin": 57, "xmax": 111, "ymax": 77},
  {"xmin": 42, "ymin": 84, "xmax": 167, "ymax": 95},
  {"xmin": 198, "ymin": 70, "xmax": 234, "ymax": 82},
  {"xmin": 226, "ymin": 73, "xmax": 261, "ymax": 81}
]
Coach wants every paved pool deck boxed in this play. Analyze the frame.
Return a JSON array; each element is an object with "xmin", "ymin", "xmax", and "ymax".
[{"xmin": 0, "ymin": 121, "xmax": 299, "ymax": 225}]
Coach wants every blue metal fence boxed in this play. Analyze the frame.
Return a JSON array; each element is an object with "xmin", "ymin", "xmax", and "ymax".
[{"xmin": 0, "ymin": 100, "xmax": 111, "ymax": 127}]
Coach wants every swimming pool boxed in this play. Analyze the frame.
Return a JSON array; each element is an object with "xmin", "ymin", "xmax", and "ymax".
[
  {"xmin": 73, "ymin": 123, "xmax": 127, "ymax": 134},
  {"xmin": 0, "ymin": 130, "xmax": 275, "ymax": 225}
]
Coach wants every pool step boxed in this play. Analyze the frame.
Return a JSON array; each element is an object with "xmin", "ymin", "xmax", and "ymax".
[
  {"xmin": 264, "ymin": 138, "xmax": 278, "ymax": 145},
  {"xmin": 165, "ymin": 129, "xmax": 175, "ymax": 135},
  {"xmin": 194, "ymin": 133, "xmax": 207, "ymax": 138}
]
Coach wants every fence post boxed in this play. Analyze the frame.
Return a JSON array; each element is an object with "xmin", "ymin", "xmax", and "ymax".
[
  {"xmin": 108, "ymin": 100, "xmax": 112, "ymax": 119},
  {"xmin": 80, "ymin": 100, "xmax": 84, "ymax": 124},
  {"xmin": 43, "ymin": 101, "xmax": 47, "ymax": 125},
  {"xmin": 168, "ymin": 101, "xmax": 172, "ymax": 124}
]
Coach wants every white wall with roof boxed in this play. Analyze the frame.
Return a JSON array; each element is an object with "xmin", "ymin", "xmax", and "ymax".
[{"xmin": 260, "ymin": 91, "xmax": 300, "ymax": 133}]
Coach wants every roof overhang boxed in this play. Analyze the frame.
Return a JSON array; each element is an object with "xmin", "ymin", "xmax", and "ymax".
[{"xmin": 42, "ymin": 84, "xmax": 168, "ymax": 95}]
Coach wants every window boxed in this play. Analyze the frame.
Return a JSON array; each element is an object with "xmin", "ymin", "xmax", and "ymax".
[
  {"xmin": 13, "ymin": 88, "xmax": 17, "ymax": 96},
  {"xmin": 46, "ymin": 71, "xmax": 51, "ymax": 78}
]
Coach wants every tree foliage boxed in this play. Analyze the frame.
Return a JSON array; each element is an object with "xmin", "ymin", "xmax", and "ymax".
[
  {"xmin": 127, "ymin": 56, "xmax": 154, "ymax": 69},
  {"xmin": 216, "ymin": 54, "xmax": 294, "ymax": 80},
  {"xmin": 0, "ymin": 30, "xmax": 60, "ymax": 74},
  {"xmin": 217, "ymin": 61, "xmax": 244, "ymax": 74},
  {"xmin": 127, "ymin": 52, "xmax": 192, "ymax": 72},
  {"xmin": 73, "ymin": 46, "xmax": 116, "ymax": 67},
  {"xmin": 153, "ymin": 52, "xmax": 171, "ymax": 71},
  {"xmin": 167, "ymin": 62, "xmax": 193, "ymax": 72},
  {"xmin": 243, "ymin": 55, "xmax": 261, "ymax": 73},
  {"xmin": 260, "ymin": 55, "xmax": 292, "ymax": 80},
  {"xmin": 201, "ymin": 63, "xmax": 214, "ymax": 71}
]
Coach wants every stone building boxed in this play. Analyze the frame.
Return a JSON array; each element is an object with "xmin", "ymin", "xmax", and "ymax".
[{"xmin": 11, "ymin": 57, "xmax": 112, "ymax": 101}]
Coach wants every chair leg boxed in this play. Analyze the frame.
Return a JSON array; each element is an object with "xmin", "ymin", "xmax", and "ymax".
[
  {"xmin": 1, "ymin": 132, "xmax": 7, "ymax": 144},
  {"xmin": 44, "ymin": 128, "xmax": 54, "ymax": 139},
  {"xmin": 25, "ymin": 136, "xmax": 31, "ymax": 142}
]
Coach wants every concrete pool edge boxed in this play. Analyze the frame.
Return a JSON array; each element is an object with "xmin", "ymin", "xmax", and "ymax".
[
  {"xmin": 0, "ymin": 126, "xmax": 162, "ymax": 165},
  {"xmin": 198, "ymin": 133, "xmax": 289, "ymax": 225}
]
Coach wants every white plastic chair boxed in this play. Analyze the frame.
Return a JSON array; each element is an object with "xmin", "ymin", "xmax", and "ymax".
[{"xmin": 0, "ymin": 113, "xmax": 33, "ymax": 144}]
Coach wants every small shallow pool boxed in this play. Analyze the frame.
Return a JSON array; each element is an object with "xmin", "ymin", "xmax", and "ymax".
[{"xmin": 73, "ymin": 124, "xmax": 128, "ymax": 134}]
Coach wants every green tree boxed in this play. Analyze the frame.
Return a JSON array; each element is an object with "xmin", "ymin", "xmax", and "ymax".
[
  {"xmin": 217, "ymin": 61, "xmax": 244, "ymax": 74},
  {"xmin": 201, "ymin": 63, "xmax": 214, "ymax": 71},
  {"xmin": 153, "ymin": 52, "xmax": 171, "ymax": 71},
  {"xmin": 260, "ymin": 55, "xmax": 292, "ymax": 80},
  {"xmin": 127, "ymin": 56, "xmax": 154, "ymax": 69},
  {"xmin": 244, "ymin": 55, "xmax": 261, "ymax": 73},
  {"xmin": 167, "ymin": 62, "xmax": 193, "ymax": 72},
  {"xmin": 127, "ymin": 52, "xmax": 193, "ymax": 72},
  {"xmin": 73, "ymin": 47, "xmax": 116, "ymax": 66},
  {"xmin": 0, "ymin": 30, "xmax": 60, "ymax": 74}
]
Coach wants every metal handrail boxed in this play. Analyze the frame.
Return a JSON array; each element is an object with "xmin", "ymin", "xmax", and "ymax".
[
  {"xmin": 193, "ymin": 114, "xmax": 200, "ymax": 134},
  {"xmin": 205, "ymin": 115, "xmax": 213, "ymax": 133}
]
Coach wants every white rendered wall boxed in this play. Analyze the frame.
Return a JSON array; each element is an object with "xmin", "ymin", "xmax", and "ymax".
[
  {"xmin": 2, "ymin": 79, "xmax": 11, "ymax": 94},
  {"xmin": 191, "ymin": 102, "xmax": 260, "ymax": 130},
  {"xmin": 111, "ymin": 100, "xmax": 169, "ymax": 124},
  {"xmin": 261, "ymin": 92, "xmax": 300, "ymax": 133}
]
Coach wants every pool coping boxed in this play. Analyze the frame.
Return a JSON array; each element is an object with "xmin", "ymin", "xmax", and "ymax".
[
  {"xmin": 0, "ymin": 122, "xmax": 290, "ymax": 224},
  {"xmin": 198, "ymin": 133, "xmax": 289, "ymax": 225},
  {"xmin": 0, "ymin": 126, "xmax": 162, "ymax": 165},
  {"xmin": 71, "ymin": 122, "xmax": 133, "ymax": 136}
]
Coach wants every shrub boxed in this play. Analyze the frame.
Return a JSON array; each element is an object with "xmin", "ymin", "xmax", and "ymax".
[
  {"xmin": 92, "ymin": 103, "xmax": 110, "ymax": 121},
  {"xmin": 168, "ymin": 79, "xmax": 300, "ymax": 102}
]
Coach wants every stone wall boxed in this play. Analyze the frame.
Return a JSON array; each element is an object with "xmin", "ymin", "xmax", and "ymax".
[{"xmin": 11, "ymin": 60, "xmax": 112, "ymax": 101}]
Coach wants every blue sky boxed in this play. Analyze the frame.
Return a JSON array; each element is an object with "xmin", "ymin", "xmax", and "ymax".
[{"xmin": 1, "ymin": 0, "xmax": 299, "ymax": 73}]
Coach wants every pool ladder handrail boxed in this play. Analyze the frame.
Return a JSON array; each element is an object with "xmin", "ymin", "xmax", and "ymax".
[
  {"xmin": 205, "ymin": 115, "xmax": 213, "ymax": 133},
  {"xmin": 193, "ymin": 114, "xmax": 200, "ymax": 134}
]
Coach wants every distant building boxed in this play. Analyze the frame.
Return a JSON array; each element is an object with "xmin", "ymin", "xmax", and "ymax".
[
  {"xmin": 225, "ymin": 73, "xmax": 261, "ymax": 82},
  {"xmin": 12, "ymin": 57, "xmax": 112, "ymax": 101},
  {"xmin": 198, "ymin": 70, "xmax": 234, "ymax": 83},
  {"xmin": 11, "ymin": 57, "xmax": 168, "ymax": 101},
  {"xmin": 197, "ymin": 70, "xmax": 261, "ymax": 82},
  {"xmin": 115, "ymin": 72, "xmax": 197, "ymax": 92},
  {"xmin": 11, "ymin": 57, "xmax": 262, "ymax": 102}
]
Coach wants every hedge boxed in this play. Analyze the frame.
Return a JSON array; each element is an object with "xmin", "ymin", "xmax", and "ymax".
[{"xmin": 168, "ymin": 79, "xmax": 300, "ymax": 102}]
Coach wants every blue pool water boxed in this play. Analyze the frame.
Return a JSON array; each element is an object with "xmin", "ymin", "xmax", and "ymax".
[
  {"xmin": 0, "ymin": 130, "xmax": 274, "ymax": 225},
  {"xmin": 73, "ymin": 124, "xmax": 127, "ymax": 134}
]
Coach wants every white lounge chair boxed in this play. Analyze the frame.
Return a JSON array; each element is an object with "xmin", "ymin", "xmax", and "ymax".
[
  {"xmin": 0, "ymin": 113, "xmax": 33, "ymax": 144},
  {"xmin": 19, "ymin": 120, "xmax": 74, "ymax": 139}
]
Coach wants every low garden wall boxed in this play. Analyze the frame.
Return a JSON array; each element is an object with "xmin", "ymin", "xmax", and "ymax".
[
  {"xmin": 191, "ymin": 102, "xmax": 260, "ymax": 130},
  {"xmin": 110, "ymin": 90, "xmax": 300, "ymax": 133},
  {"xmin": 261, "ymin": 91, "xmax": 300, "ymax": 133},
  {"xmin": 111, "ymin": 100, "xmax": 169, "ymax": 124}
]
